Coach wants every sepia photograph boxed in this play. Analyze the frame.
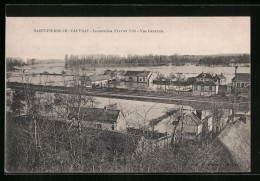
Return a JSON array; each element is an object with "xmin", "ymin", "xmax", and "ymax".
[{"xmin": 5, "ymin": 17, "xmax": 250, "ymax": 173}]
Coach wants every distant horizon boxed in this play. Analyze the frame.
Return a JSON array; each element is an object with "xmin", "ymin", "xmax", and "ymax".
[{"xmin": 7, "ymin": 52, "xmax": 251, "ymax": 62}]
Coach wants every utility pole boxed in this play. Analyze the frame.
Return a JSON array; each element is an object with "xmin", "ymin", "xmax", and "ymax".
[
  {"xmin": 180, "ymin": 96, "xmax": 184, "ymax": 144},
  {"xmin": 232, "ymin": 66, "xmax": 238, "ymax": 122}
]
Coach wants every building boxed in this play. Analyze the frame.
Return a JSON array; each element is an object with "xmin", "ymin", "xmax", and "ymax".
[
  {"xmin": 154, "ymin": 110, "xmax": 203, "ymax": 142},
  {"xmin": 85, "ymin": 74, "xmax": 111, "ymax": 88},
  {"xmin": 67, "ymin": 107, "xmax": 124, "ymax": 131},
  {"xmin": 192, "ymin": 81, "xmax": 218, "ymax": 96},
  {"xmin": 103, "ymin": 69, "xmax": 118, "ymax": 79},
  {"xmin": 214, "ymin": 73, "xmax": 227, "ymax": 85},
  {"xmin": 175, "ymin": 112, "xmax": 203, "ymax": 140},
  {"xmin": 195, "ymin": 72, "xmax": 214, "ymax": 82},
  {"xmin": 232, "ymin": 73, "xmax": 250, "ymax": 91},
  {"xmin": 218, "ymin": 85, "xmax": 228, "ymax": 96},
  {"xmin": 124, "ymin": 71, "xmax": 153, "ymax": 84}
]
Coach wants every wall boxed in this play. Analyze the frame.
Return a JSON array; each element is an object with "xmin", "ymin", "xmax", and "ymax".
[
  {"xmin": 125, "ymin": 76, "xmax": 138, "ymax": 82},
  {"xmin": 92, "ymin": 80, "xmax": 108, "ymax": 87},
  {"xmin": 138, "ymin": 76, "xmax": 148, "ymax": 83},
  {"xmin": 116, "ymin": 112, "xmax": 127, "ymax": 132}
]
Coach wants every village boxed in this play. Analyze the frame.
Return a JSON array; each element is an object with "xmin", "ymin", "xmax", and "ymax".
[
  {"xmin": 5, "ymin": 16, "xmax": 251, "ymax": 173},
  {"xmin": 6, "ymin": 64, "xmax": 251, "ymax": 172},
  {"xmin": 6, "ymin": 65, "xmax": 250, "ymax": 152}
]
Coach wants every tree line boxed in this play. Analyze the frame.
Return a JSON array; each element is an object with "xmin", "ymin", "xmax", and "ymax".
[
  {"xmin": 6, "ymin": 57, "xmax": 25, "ymax": 71},
  {"xmin": 64, "ymin": 54, "xmax": 250, "ymax": 68}
]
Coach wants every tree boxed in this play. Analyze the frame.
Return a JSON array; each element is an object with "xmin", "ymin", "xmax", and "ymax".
[
  {"xmin": 10, "ymin": 90, "xmax": 26, "ymax": 116},
  {"xmin": 169, "ymin": 73, "xmax": 176, "ymax": 81},
  {"xmin": 210, "ymin": 104, "xmax": 224, "ymax": 137}
]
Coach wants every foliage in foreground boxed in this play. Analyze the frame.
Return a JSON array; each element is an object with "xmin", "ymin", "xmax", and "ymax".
[{"xmin": 5, "ymin": 115, "xmax": 239, "ymax": 173}]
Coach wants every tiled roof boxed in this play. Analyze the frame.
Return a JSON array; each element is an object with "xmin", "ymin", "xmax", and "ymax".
[
  {"xmin": 124, "ymin": 71, "xmax": 151, "ymax": 77},
  {"xmin": 232, "ymin": 73, "xmax": 250, "ymax": 82},
  {"xmin": 68, "ymin": 107, "xmax": 120, "ymax": 124}
]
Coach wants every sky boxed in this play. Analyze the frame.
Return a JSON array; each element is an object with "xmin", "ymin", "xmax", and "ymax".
[{"xmin": 6, "ymin": 17, "xmax": 250, "ymax": 61}]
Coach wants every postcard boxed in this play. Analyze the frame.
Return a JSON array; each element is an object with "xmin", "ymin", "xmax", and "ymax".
[{"xmin": 5, "ymin": 17, "xmax": 250, "ymax": 173}]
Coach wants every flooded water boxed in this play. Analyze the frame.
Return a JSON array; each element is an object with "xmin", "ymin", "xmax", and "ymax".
[{"xmin": 8, "ymin": 62, "xmax": 250, "ymax": 88}]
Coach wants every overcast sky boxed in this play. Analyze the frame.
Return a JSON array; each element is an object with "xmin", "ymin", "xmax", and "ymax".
[{"xmin": 6, "ymin": 17, "xmax": 250, "ymax": 61}]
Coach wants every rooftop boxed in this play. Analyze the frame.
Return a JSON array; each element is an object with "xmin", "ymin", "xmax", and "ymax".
[
  {"xmin": 232, "ymin": 73, "xmax": 250, "ymax": 82},
  {"xmin": 196, "ymin": 72, "xmax": 214, "ymax": 79},
  {"xmin": 184, "ymin": 112, "xmax": 202, "ymax": 126}
]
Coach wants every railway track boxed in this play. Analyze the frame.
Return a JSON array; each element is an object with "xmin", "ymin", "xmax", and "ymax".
[{"xmin": 7, "ymin": 82, "xmax": 247, "ymax": 110}]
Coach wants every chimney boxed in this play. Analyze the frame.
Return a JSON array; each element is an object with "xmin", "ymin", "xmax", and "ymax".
[{"xmin": 196, "ymin": 110, "xmax": 202, "ymax": 120}]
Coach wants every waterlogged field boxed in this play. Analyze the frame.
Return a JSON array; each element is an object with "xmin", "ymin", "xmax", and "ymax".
[
  {"xmin": 7, "ymin": 62, "xmax": 236, "ymax": 131},
  {"xmin": 8, "ymin": 62, "xmax": 250, "ymax": 88}
]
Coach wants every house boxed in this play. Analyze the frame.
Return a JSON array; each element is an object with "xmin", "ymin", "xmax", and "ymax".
[
  {"xmin": 154, "ymin": 110, "xmax": 203, "ymax": 142},
  {"xmin": 124, "ymin": 71, "xmax": 153, "ymax": 84},
  {"xmin": 175, "ymin": 112, "xmax": 203, "ymax": 140},
  {"xmin": 214, "ymin": 73, "xmax": 226, "ymax": 85},
  {"xmin": 104, "ymin": 69, "xmax": 118, "ymax": 79},
  {"xmin": 67, "ymin": 107, "xmax": 124, "ymax": 131},
  {"xmin": 117, "ymin": 70, "xmax": 126, "ymax": 80},
  {"xmin": 232, "ymin": 73, "xmax": 250, "ymax": 91},
  {"xmin": 196, "ymin": 72, "xmax": 214, "ymax": 82},
  {"xmin": 85, "ymin": 74, "xmax": 111, "ymax": 88},
  {"xmin": 192, "ymin": 81, "xmax": 218, "ymax": 96}
]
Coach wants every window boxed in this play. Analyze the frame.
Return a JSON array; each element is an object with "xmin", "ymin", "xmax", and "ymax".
[
  {"xmin": 201, "ymin": 86, "xmax": 204, "ymax": 91},
  {"xmin": 97, "ymin": 123, "xmax": 102, "ymax": 129},
  {"xmin": 237, "ymin": 83, "xmax": 240, "ymax": 88},
  {"xmin": 194, "ymin": 85, "xmax": 197, "ymax": 91},
  {"xmin": 111, "ymin": 124, "xmax": 114, "ymax": 130},
  {"xmin": 241, "ymin": 83, "xmax": 245, "ymax": 87}
]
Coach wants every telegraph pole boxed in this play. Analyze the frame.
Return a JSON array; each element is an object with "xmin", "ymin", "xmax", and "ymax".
[
  {"xmin": 232, "ymin": 66, "xmax": 238, "ymax": 122},
  {"xmin": 180, "ymin": 95, "xmax": 184, "ymax": 144}
]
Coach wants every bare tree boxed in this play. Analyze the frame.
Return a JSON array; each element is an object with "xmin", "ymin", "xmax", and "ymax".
[{"xmin": 210, "ymin": 104, "xmax": 224, "ymax": 137}]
